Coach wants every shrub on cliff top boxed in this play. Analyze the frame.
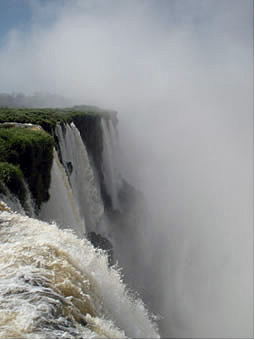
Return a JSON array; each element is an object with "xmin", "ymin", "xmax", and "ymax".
[
  {"xmin": 0, "ymin": 162, "xmax": 26, "ymax": 206},
  {"xmin": 0, "ymin": 107, "xmax": 115, "ymax": 211},
  {"xmin": 0, "ymin": 127, "xmax": 54, "ymax": 209},
  {"xmin": 0, "ymin": 107, "xmax": 112, "ymax": 134}
]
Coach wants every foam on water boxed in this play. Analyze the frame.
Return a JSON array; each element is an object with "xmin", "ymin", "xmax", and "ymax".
[{"xmin": 0, "ymin": 209, "xmax": 159, "ymax": 339}]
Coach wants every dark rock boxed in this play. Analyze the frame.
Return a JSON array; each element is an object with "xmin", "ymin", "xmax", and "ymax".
[
  {"xmin": 66, "ymin": 161, "xmax": 73, "ymax": 175},
  {"xmin": 87, "ymin": 232, "xmax": 114, "ymax": 266}
]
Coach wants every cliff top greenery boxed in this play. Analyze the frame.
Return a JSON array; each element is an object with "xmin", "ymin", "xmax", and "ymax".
[
  {"xmin": 0, "ymin": 126, "xmax": 54, "ymax": 211},
  {"xmin": 0, "ymin": 105, "xmax": 114, "ymax": 212},
  {"xmin": 0, "ymin": 107, "xmax": 114, "ymax": 134},
  {"xmin": 0, "ymin": 162, "xmax": 26, "ymax": 207}
]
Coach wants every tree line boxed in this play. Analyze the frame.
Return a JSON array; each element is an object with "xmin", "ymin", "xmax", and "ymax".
[{"xmin": 0, "ymin": 93, "xmax": 72, "ymax": 108}]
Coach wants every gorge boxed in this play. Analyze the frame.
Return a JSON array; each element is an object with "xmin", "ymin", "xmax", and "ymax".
[{"xmin": 0, "ymin": 107, "xmax": 159, "ymax": 339}]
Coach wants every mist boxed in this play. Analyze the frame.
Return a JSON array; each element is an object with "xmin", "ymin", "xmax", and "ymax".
[{"xmin": 0, "ymin": 0, "xmax": 253, "ymax": 337}]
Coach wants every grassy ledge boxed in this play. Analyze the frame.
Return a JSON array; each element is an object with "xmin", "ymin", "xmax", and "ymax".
[{"xmin": 0, "ymin": 107, "xmax": 113, "ymax": 134}]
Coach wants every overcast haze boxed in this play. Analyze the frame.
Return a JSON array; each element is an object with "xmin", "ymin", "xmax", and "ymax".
[{"xmin": 0, "ymin": 0, "xmax": 253, "ymax": 338}]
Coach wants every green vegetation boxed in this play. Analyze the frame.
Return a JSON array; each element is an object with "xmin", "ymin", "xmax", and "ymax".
[
  {"xmin": 0, "ymin": 106, "xmax": 115, "ymax": 212},
  {"xmin": 0, "ymin": 162, "xmax": 26, "ymax": 206},
  {"xmin": 0, "ymin": 126, "xmax": 54, "ymax": 210},
  {"xmin": 0, "ymin": 107, "xmax": 112, "ymax": 134}
]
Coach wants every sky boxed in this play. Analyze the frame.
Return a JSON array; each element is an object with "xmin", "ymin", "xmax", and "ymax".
[
  {"xmin": 0, "ymin": 0, "xmax": 63, "ymax": 46},
  {"xmin": 0, "ymin": 0, "xmax": 253, "ymax": 99},
  {"xmin": 0, "ymin": 0, "xmax": 30, "ymax": 42},
  {"xmin": 0, "ymin": 0, "xmax": 253, "ymax": 338},
  {"xmin": 0, "ymin": 0, "xmax": 253, "ymax": 105}
]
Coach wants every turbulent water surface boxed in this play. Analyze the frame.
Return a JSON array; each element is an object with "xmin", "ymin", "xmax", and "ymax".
[
  {"xmin": 0, "ymin": 117, "xmax": 160, "ymax": 338},
  {"xmin": 0, "ymin": 209, "xmax": 159, "ymax": 339}
]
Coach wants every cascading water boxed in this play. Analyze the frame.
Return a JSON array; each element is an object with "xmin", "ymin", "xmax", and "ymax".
[
  {"xmin": 23, "ymin": 182, "xmax": 36, "ymax": 218},
  {"xmin": 0, "ymin": 116, "xmax": 160, "ymax": 338},
  {"xmin": 0, "ymin": 210, "xmax": 159, "ymax": 339},
  {"xmin": 0, "ymin": 181, "xmax": 35, "ymax": 218},
  {"xmin": 0, "ymin": 186, "xmax": 25, "ymax": 216},
  {"xmin": 39, "ymin": 149, "xmax": 85, "ymax": 238},
  {"xmin": 101, "ymin": 119, "xmax": 122, "ymax": 211},
  {"xmin": 54, "ymin": 123, "xmax": 104, "ymax": 233}
]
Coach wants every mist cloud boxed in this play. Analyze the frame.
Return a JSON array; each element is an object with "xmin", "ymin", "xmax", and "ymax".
[{"xmin": 0, "ymin": 0, "xmax": 253, "ymax": 337}]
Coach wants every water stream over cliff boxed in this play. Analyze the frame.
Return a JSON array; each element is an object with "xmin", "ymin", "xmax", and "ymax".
[
  {"xmin": 0, "ymin": 116, "xmax": 160, "ymax": 338},
  {"xmin": 0, "ymin": 210, "xmax": 158, "ymax": 338}
]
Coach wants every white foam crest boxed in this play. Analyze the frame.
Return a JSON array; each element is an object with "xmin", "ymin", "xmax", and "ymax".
[
  {"xmin": 0, "ymin": 210, "xmax": 159, "ymax": 338},
  {"xmin": 55, "ymin": 123, "xmax": 104, "ymax": 232}
]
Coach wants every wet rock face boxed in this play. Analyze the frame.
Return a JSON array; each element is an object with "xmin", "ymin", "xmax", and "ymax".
[
  {"xmin": 66, "ymin": 161, "xmax": 73, "ymax": 176},
  {"xmin": 87, "ymin": 232, "xmax": 114, "ymax": 266}
]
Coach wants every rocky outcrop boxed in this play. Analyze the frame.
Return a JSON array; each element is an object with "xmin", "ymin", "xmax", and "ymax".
[{"xmin": 87, "ymin": 232, "xmax": 114, "ymax": 266}]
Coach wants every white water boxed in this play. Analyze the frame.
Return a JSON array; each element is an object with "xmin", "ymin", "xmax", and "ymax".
[
  {"xmin": 0, "ymin": 118, "xmax": 160, "ymax": 338},
  {"xmin": 101, "ymin": 119, "xmax": 122, "ymax": 211},
  {"xmin": 0, "ymin": 210, "xmax": 159, "ymax": 338},
  {"xmin": 0, "ymin": 182, "xmax": 35, "ymax": 218},
  {"xmin": 23, "ymin": 182, "xmax": 36, "ymax": 218},
  {"xmin": 40, "ymin": 148, "xmax": 85, "ymax": 237},
  {"xmin": 54, "ymin": 123, "xmax": 104, "ymax": 232},
  {"xmin": 0, "ymin": 187, "xmax": 25, "ymax": 215}
]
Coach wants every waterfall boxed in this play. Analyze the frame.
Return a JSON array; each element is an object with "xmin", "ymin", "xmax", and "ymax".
[
  {"xmin": 101, "ymin": 118, "xmax": 122, "ymax": 210},
  {"xmin": 0, "ymin": 182, "xmax": 35, "ymax": 218},
  {"xmin": 39, "ymin": 149, "xmax": 85, "ymax": 237},
  {"xmin": 0, "ymin": 187, "xmax": 25, "ymax": 216},
  {"xmin": 23, "ymin": 182, "xmax": 36, "ymax": 218},
  {"xmin": 55, "ymin": 123, "xmax": 104, "ymax": 233},
  {"xmin": 0, "ymin": 117, "xmax": 161, "ymax": 338},
  {"xmin": 0, "ymin": 210, "xmax": 159, "ymax": 339}
]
